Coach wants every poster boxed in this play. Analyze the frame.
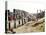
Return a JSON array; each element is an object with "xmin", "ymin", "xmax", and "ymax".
[{"xmin": 5, "ymin": 0, "xmax": 45, "ymax": 34}]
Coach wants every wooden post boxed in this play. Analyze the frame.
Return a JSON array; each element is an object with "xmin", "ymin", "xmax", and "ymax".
[
  {"xmin": 22, "ymin": 15, "xmax": 23, "ymax": 25},
  {"xmin": 5, "ymin": 10, "xmax": 7, "ymax": 33},
  {"xmin": 19, "ymin": 15, "xmax": 20, "ymax": 25},
  {"xmin": 24, "ymin": 19, "xmax": 25, "ymax": 24},
  {"xmin": 13, "ymin": 9, "xmax": 16, "ymax": 28},
  {"xmin": 22, "ymin": 19, "xmax": 23, "ymax": 25},
  {"xmin": 19, "ymin": 19, "xmax": 20, "ymax": 24},
  {"xmin": 5, "ymin": 1, "xmax": 8, "ymax": 33},
  {"xmin": 8, "ymin": 10, "xmax": 10, "ymax": 31}
]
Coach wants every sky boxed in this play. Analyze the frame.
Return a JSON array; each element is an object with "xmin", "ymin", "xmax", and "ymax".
[{"xmin": 5, "ymin": 0, "xmax": 46, "ymax": 14}]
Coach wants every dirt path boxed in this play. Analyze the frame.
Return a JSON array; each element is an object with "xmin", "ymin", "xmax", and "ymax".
[{"xmin": 13, "ymin": 18, "xmax": 45, "ymax": 33}]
